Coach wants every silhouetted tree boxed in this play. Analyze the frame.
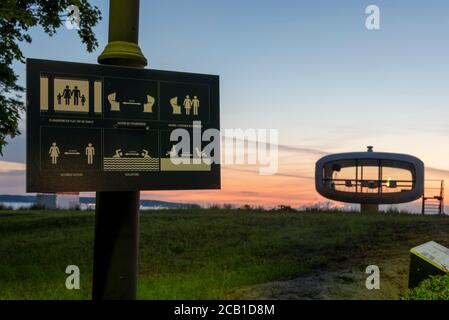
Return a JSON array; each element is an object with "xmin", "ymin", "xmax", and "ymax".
[{"xmin": 0, "ymin": 0, "xmax": 101, "ymax": 154}]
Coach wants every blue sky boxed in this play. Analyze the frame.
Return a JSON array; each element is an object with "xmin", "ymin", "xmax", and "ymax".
[{"xmin": 1, "ymin": 0, "xmax": 449, "ymax": 208}]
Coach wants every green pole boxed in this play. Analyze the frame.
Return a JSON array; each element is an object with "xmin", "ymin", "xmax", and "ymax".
[
  {"xmin": 92, "ymin": 0, "xmax": 147, "ymax": 300},
  {"xmin": 98, "ymin": 0, "xmax": 147, "ymax": 67}
]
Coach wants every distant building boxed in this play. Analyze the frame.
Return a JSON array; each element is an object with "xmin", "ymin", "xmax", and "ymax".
[
  {"xmin": 315, "ymin": 146, "xmax": 425, "ymax": 212},
  {"xmin": 36, "ymin": 193, "xmax": 80, "ymax": 209}
]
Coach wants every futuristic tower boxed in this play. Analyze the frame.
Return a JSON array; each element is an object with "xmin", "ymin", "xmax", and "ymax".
[{"xmin": 315, "ymin": 146, "xmax": 425, "ymax": 212}]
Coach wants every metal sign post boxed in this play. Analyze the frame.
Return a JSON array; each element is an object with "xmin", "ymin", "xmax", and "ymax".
[{"xmin": 93, "ymin": 0, "xmax": 146, "ymax": 300}]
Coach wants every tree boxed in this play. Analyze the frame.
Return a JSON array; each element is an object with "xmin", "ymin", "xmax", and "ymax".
[{"xmin": 0, "ymin": 0, "xmax": 101, "ymax": 155}]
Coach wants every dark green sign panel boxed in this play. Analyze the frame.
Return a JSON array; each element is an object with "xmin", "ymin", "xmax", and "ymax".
[
  {"xmin": 27, "ymin": 59, "xmax": 220, "ymax": 192},
  {"xmin": 408, "ymin": 241, "xmax": 449, "ymax": 288}
]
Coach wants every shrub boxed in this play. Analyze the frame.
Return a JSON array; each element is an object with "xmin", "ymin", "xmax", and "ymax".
[
  {"xmin": 0, "ymin": 203, "xmax": 13, "ymax": 210},
  {"xmin": 276, "ymin": 205, "xmax": 296, "ymax": 212},
  {"xmin": 222, "ymin": 203, "xmax": 234, "ymax": 210},
  {"xmin": 401, "ymin": 274, "xmax": 449, "ymax": 300},
  {"xmin": 240, "ymin": 204, "xmax": 253, "ymax": 211},
  {"xmin": 29, "ymin": 203, "xmax": 46, "ymax": 210},
  {"xmin": 208, "ymin": 204, "xmax": 222, "ymax": 210}
]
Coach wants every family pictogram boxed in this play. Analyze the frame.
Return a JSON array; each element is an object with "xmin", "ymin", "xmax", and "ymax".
[{"xmin": 56, "ymin": 85, "xmax": 86, "ymax": 106}]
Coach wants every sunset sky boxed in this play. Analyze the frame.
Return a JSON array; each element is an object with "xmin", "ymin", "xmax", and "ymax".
[{"xmin": 1, "ymin": 0, "xmax": 449, "ymax": 211}]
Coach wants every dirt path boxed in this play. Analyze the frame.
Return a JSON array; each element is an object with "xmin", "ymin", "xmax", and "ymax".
[{"xmin": 231, "ymin": 247, "xmax": 411, "ymax": 299}]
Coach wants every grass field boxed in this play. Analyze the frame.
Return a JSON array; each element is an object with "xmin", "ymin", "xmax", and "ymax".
[{"xmin": 0, "ymin": 209, "xmax": 448, "ymax": 300}]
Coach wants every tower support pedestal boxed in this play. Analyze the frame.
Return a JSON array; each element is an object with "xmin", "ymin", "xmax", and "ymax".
[{"xmin": 361, "ymin": 203, "xmax": 379, "ymax": 212}]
